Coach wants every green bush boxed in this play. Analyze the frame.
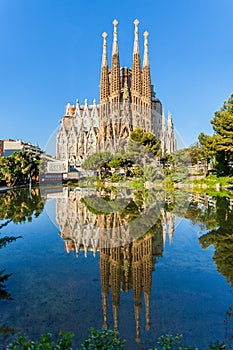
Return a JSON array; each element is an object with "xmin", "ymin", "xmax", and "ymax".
[
  {"xmin": 149, "ymin": 334, "xmax": 228, "ymax": 350},
  {"xmin": 168, "ymin": 169, "xmax": 189, "ymax": 183},
  {"xmin": 110, "ymin": 173, "xmax": 120, "ymax": 182},
  {"xmin": 7, "ymin": 329, "xmax": 125, "ymax": 350},
  {"xmin": 80, "ymin": 328, "xmax": 125, "ymax": 349},
  {"xmin": 7, "ymin": 332, "xmax": 73, "ymax": 350},
  {"xmin": 130, "ymin": 179, "xmax": 145, "ymax": 190},
  {"xmin": 144, "ymin": 165, "xmax": 164, "ymax": 182},
  {"xmin": 6, "ymin": 331, "xmax": 229, "ymax": 350},
  {"xmin": 130, "ymin": 165, "xmax": 144, "ymax": 177}
]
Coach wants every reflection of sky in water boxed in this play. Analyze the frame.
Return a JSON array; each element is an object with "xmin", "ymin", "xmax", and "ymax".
[
  {"xmin": 0, "ymin": 191, "xmax": 232, "ymax": 350},
  {"xmin": 45, "ymin": 198, "xmax": 58, "ymax": 229}
]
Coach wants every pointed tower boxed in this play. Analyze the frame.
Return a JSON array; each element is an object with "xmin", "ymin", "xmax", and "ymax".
[
  {"xmin": 91, "ymin": 98, "xmax": 99, "ymax": 128},
  {"xmin": 83, "ymin": 98, "xmax": 90, "ymax": 131},
  {"xmin": 142, "ymin": 31, "xmax": 152, "ymax": 108},
  {"xmin": 131, "ymin": 19, "xmax": 142, "ymax": 106},
  {"xmin": 166, "ymin": 111, "xmax": 176, "ymax": 153},
  {"xmin": 110, "ymin": 20, "xmax": 121, "ymax": 105},
  {"xmin": 100, "ymin": 32, "xmax": 110, "ymax": 104},
  {"xmin": 161, "ymin": 108, "xmax": 166, "ymax": 155}
]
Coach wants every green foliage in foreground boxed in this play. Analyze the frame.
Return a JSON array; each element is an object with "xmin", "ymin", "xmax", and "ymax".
[
  {"xmin": 6, "ymin": 329, "xmax": 125, "ymax": 350},
  {"xmin": 149, "ymin": 333, "xmax": 227, "ymax": 350},
  {"xmin": 5, "ymin": 330, "xmax": 230, "ymax": 350},
  {"xmin": 7, "ymin": 332, "xmax": 74, "ymax": 350},
  {"xmin": 80, "ymin": 328, "xmax": 125, "ymax": 350}
]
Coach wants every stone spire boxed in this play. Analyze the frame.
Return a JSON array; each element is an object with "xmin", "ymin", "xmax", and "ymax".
[
  {"xmin": 101, "ymin": 32, "xmax": 108, "ymax": 67},
  {"xmin": 143, "ymin": 31, "xmax": 150, "ymax": 67},
  {"xmin": 133, "ymin": 19, "xmax": 140, "ymax": 54},
  {"xmin": 110, "ymin": 20, "xmax": 121, "ymax": 101},
  {"xmin": 142, "ymin": 31, "xmax": 152, "ymax": 107},
  {"xmin": 161, "ymin": 108, "xmax": 166, "ymax": 155},
  {"xmin": 168, "ymin": 111, "xmax": 173, "ymax": 130},
  {"xmin": 131, "ymin": 19, "xmax": 142, "ymax": 104},
  {"xmin": 112, "ymin": 19, "xmax": 119, "ymax": 56},
  {"xmin": 167, "ymin": 111, "xmax": 176, "ymax": 153},
  {"xmin": 100, "ymin": 32, "xmax": 110, "ymax": 104}
]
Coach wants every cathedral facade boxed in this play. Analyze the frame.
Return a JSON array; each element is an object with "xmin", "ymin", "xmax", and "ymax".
[{"xmin": 56, "ymin": 20, "xmax": 176, "ymax": 168}]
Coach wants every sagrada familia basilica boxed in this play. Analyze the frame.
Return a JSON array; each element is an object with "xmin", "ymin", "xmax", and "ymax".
[{"xmin": 56, "ymin": 20, "xmax": 176, "ymax": 168}]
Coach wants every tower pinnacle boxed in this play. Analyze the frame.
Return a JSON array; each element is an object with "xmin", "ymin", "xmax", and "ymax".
[
  {"xmin": 110, "ymin": 19, "xmax": 121, "ymax": 100},
  {"xmin": 131, "ymin": 19, "xmax": 142, "ymax": 103},
  {"xmin": 112, "ymin": 19, "xmax": 119, "ymax": 55},
  {"xmin": 142, "ymin": 30, "xmax": 152, "ymax": 108},
  {"xmin": 101, "ymin": 32, "xmax": 108, "ymax": 67},
  {"xmin": 100, "ymin": 32, "xmax": 110, "ymax": 103},
  {"xmin": 143, "ymin": 31, "xmax": 149, "ymax": 67},
  {"xmin": 133, "ymin": 19, "xmax": 140, "ymax": 54}
]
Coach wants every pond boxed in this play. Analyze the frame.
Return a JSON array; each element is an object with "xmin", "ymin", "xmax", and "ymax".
[{"xmin": 0, "ymin": 187, "xmax": 232, "ymax": 349}]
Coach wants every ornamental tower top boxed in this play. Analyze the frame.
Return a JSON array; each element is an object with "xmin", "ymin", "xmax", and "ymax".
[{"xmin": 99, "ymin": 19, "xmax": 152, "ymax": 105}]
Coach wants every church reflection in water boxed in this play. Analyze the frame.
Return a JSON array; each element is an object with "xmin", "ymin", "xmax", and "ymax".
[{"xmin": 54, "ymin": 187, "xmax": 176, "ymax": 342}]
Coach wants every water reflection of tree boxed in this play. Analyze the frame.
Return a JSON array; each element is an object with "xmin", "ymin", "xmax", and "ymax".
[
  {"xmin": 167, "ymin": 193, "xmax": 233, "ymax": 286},
  {"xmin": 0, "ymin": 188, "xmax": 45, "ymax": 297},
  {"xmin": 174, "ymin": 194, "xmax": 233, "ymax": 346},
  {"xmin": 0, "ymin": 227, "xmax": 21, "ymax": 345},
  {"xmin": 80, "ymin": 188, "xmax": 168, "ymax": 242},
  {"xmin": 0, "ymin": 188, "xmax": 45, "ymax": 346},
  {"xmin": 198, "ymin": 197, "xmax": 233, "ymax": 287},
  {"xmin": 0, "ymin": 222, "xmax": 21, "ymax": 301},
  {"xmin": 0, "ymin": 188, "xmax": 44, "ymax": 224},
  {"xmin": 200, "ymin": 208, "xmax": 233, "ymax": 346}
]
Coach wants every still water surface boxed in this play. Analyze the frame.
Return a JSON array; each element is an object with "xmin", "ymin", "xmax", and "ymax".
[{"xmin": 0, "ymin": 187, "xmax": 232, "ymax": 349}]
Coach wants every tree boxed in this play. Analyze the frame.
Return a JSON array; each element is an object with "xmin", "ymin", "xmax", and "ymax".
[
  {"xmin": 0, "ymin": 154, "xmax": 22, "ymax": 186},
  {"xmin": 19, "ymin": 151, "xmax": 41, "ymax": 182},
  {"xmin": 82, "ymin": 152, "xmax": 113, "ymax": 178},
  {"xmin": 127, "ymin": 128, "xmax": 161, "ymax": 166},
  {"xmin": 0, "ymin": 151, "xmax": 41, "ymax": 187},
  {"xmin": 197, "ymin": 133, "xmax": 217, "ymax": 176},
  {"xmin": 211, "ymin": 92, "xmax": 233, "ymax": 175},
  {"xmin": 188, "ymin": 143, "xmax": 201, "ymax": 166},
  {"xmin": 108, "ymin": 152, "xmax": 133, "ymax": 179},
  {"xmin": 108, "ymin": 153, "xmax": 129, "ymax": 170},
  {"xmin": 129, "ymin": 128, "xmax": 161, "ymax": 156},
  {"xmin": 172, "ymin": 148, "xmax": 191, "ymax": 167},
  {"xmin": 144, "ymin": 164, "xmax": 163, "ymax": 182}
]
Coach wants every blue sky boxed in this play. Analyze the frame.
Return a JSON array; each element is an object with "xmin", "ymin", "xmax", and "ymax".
[{"xmin": 0, "ymin": 0, "xmax": 232, "ymax": 150}]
